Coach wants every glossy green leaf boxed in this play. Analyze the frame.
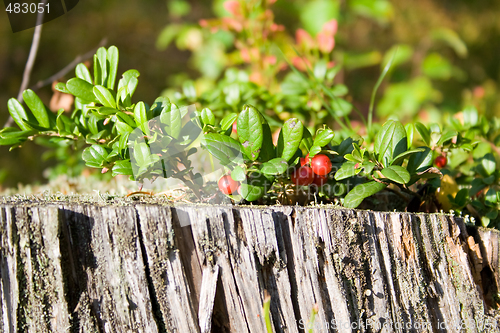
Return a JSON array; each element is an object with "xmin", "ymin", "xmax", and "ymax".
[
  {"xmin": 485, "ymin": 188, "xmax": 498, "ymax": 206},
  {"xmin": 407, "ymin": 147, "xmax": 433, "ymax": 174},
  {"xmin": 308, "ymin": 145, "xmax": 322, "ymax": 157},
  {"xmin": 132, "ymin": 142, "xmax": 156, "ymax": 167},
  {"xmin": 454, "ymin": 188, "xmax": 468, "ymax": 207},
  {"xmin": 0, "ymin": 135, "xmax": 28, "ymax": 146},
  {"xmin": 21, "ymin": 119, "xmax": 51, "ymax": 131},
  {"xmin": 374, "ymin": 120, "xmax": 407, "ymax": 166},
  {"xmin": 240, "ymin": 172, "xmax": 272, "ymax": 201},
  {"xmin": 202, "ymin": 133, "xmax": 243, "ymax": 166},
  {"xmin": 149, "ymin": 97, "xmax": 171, "ymax": 118},
  {"xmin": 334, "ymin": 161, "xmax": 359, "ymax": 180},
  {"xmin": 82, "ymin": 145, "xmax": 109, "ymax": 168},
  {"xmin": 473, "ymin": 142, "xmax": 491, "ymax": 159},
  {"xmin": 134, "ymin": 102, "xmax": 149, "ymax": 135},
  {"xmin": 0, "ymin": 127, "xmax": 19, "ymax": 134},
  {"xmin": 259, "ymin": 123, "xmax": 275, "ymax": 162},
  {"xmin": 300, "ymin": 127, "xmax": 314, "ymax": 152},
  {"xmin": 23, "ymin": 89, "xmax": 51, "ymax": 128},
  {"xmin": 56, "ymin": 112, "xmax": 73, "ymax": 135},
  {"xmin": 313, "ymin": 128, "xmax": 335, "ymax": 147},
  {"xmin": 260, "ymin": 158, "xmax": 288, "ymax": 175},
  {"xmin": 333, "ymin": 137, "xmax": 358, "ymax": 157},
  {"xmin": 405, "ymin": 123, "xmax": 414, "ymax": 149},
  {"xmin": 362, "ymin": 161, "xmax": 375, "ymax": 174},
  {"xmin": 201, "ymin": 108, "xmax": 215, "ymax": 126},
  {"xmin": 132, "ymin": 143, "xmax": 160, "ymax": 176},
  {"xmin": 117, "ymin": 69, "xmax": 140, "ymax": 102},
  {"xmin": 177, "ymin": 119, "xmax": 202, "ymax": 145},
  {"xmin": 112, "ymin": 160, "xmax": 133, "ymax": 177},
  {"xmin": 415, "ymin": 122, "xmax": 430, "ymax": 146},
  {"xmin": 231, "ymin": 166, "xmax": 246, "ymax": 182},
  {"xmin": 96, "ymin": 47, "xmax": 108, "ymax": 86},
  {"xmin": 93, "ymin": 54, "xmax": 101, "ymax": 87},
  {"xmin": 107, "ymin": 46, "xmax": 119, "ymax": 90},
  {"xmin": 115, "ymin": 112, "xmax": 136, "ymax": 128},
  {"xmin": 220, "ymin": 113, "xmax": 238, "ymax": 131},
  {"xmin": 344, "ymin": 181, "xmax": 387, "ymax": 208},
  {"xmin": 437, "ymin": 130, "xmax": 457, "ymax": 146},
  {"xmin": 0, "ymin": 130, "xmax": 35, "ymax": 140},
  {"xmin": 115, "ymin": 122, "xmax": 134, "ymax": 135},
  {"xmin": 67, "ymin": 78, "xmax": 99, "ymax": 103},
  {"xmin": 96, "ymin": 107, "xmax": 119, "ymax": 116},
  {"xmin": 7, "ymin": 98, "xmax": 31, "ymax": 131},
  {"xmin": 391, "ymin": 148, "xmax": 425, "ymax": 166},
  {"xmin": 87, "ymin": 114, "xmax": 99, "ymax": 135},
  {"xmin": 93, "ymin": 85, "xmax": 116, "ymax": 108},
  {"xmin": 54, "ymin": 82, "xmax": 70, "ymax": 94},
  {"xmin": 279, "ymin": 118, "xmax": 304, "ymax": 162},
  {"xmin": 237, "ymin": 105, "xmax": 264, "ymax": 161},
  {"xmin": 75, "ymin": 63, "xmax": 92, "ymax": 84},
  {"xmin": 482, "ymin": 153, "xmax": 496, "ymax": 176},
  {"xmin": 239, "ymin": 183, "xmax": 265, "ymax": 201},
  {"xmin": 344, "ymin": 153, "xmax": 362, "ymax": 163},
  {"xmin": 160, "ymin": 106, "xmax": 182, "ymax": 139},
  {"xmin": 119, "ymin": 132, "xmax": 130, "ymax": 152},
  {"xmin": 381, "ymin": 165, "xmax": 410, "ymax": 184}
]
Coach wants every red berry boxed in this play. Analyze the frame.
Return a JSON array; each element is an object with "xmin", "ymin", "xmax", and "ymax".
[
  {"xmin": 300, "ymin": 154, "xmax": 310, "ymax": 166},
  {"xmin": 218, "ymin": 175, "xmax": 239, "ymax": 195},
  {"xmin": 312, "ymin": 173, "xmax": 328, "ymax": 187},
  {"xmin": 232, "ymin": 121, "xmax": 237, "ymax": 134},
  {"xmin": 434, "ymin": 155, "xmax": 447, "ymax": 168},
  {"xmin": 291, "ymin": 166, "xmax": 314, "ymax": 186},
  {"xmin": 310, "ymin": 154, "xmax": 332, "ymax": 176}
]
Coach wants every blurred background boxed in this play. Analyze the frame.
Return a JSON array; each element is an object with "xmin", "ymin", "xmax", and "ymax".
[{"xmin": 1, "ymin": 0, "xmax": 500, "ymax": 188}]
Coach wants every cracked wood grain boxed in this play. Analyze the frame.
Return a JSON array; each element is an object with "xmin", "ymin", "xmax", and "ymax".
[{"xmin": 0, "ymin": 203, "xmax": 499, "ymax": 332}]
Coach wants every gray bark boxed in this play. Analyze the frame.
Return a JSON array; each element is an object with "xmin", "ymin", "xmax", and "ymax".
[{"xmin": 0, "ymin": 203, "xmax": 499, "ymax": 332}]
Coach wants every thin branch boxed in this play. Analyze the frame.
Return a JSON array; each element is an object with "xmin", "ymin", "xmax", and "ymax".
[
  {"xmin": 29, "ymin": 38, "xmax": 107, "ymax": 91},
  {"xmin": 4, "ymin": 0, "xmax": 47, "ymax": 128}
]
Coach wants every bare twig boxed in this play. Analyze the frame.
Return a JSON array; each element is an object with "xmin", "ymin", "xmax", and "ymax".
[
  {"xmin": 30, "ymin": 38, "xmax": 107, "ymax": 91},
  {"xmin": 3, "ymin": 9, "xmax": 107, "ymax": 129},
  {"xmin": 4, "ymin": 0, "xmax": 47, "ymax": 129}
]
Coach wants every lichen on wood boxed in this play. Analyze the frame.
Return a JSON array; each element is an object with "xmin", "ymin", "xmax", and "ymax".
[{"xmin": 0, "ymin": 202, "xmax": 499, "ymax": 332}]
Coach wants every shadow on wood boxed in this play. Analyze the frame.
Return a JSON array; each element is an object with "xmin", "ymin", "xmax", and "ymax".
[{"xmin": 0, "ymin": 203, "xmax": 499, "ymax": 332}]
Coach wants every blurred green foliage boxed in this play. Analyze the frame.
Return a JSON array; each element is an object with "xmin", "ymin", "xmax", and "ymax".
[{"xmin": 2, "ymin": 0, "xmax": 500, "ymax": 188}]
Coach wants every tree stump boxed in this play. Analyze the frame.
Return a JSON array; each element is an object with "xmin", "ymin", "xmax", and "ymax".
[{"xmin": 0, "ymin": 201, "xmax": 499, "ymax": 332}]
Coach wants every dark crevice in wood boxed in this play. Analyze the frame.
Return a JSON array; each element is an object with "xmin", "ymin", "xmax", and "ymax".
[
  {"xmin": 58, "ymin": 208, "xmax": 80, "ymax": 333},
  {"xmin": 270, "ymin": 209, "xmax": 299, "ymax": 333},
  {"xmin": 210, "ymin": 269, "xmax": 231, "ymax": 333},
  {"xmin": 171, "ymin": 207, "xmax": 202, "ymax": 313},
  {"xmin": 412, "ymin": 214, "xmax": 446, "ymax": 332},
  {"xmin": 15, "ymin": 208, "xmax": 28, "ymax": 332},
  {"xmin": 274, "ymin": 208, "xmax": 304, "ymax": 333},
  {"xmin": 314, "ymin": 236, "xmax": 336, "ymax": 329},
  {"xmin": 134, "ymin": 208, "xmax": 167, "ymax": 333},
  {"xmin": 0, "ymin": 207, "xmax": 16, "ymax": 332},
  {"xmin": 64, "ymin": 207, "xmax": 103, "ymax": 333},
  {"xmin": 225, "ymin": 209, "xmax": 252, "ymax": 333},
  {"xmin": 467, "ymin": 225, "xmax": 500, "ymax": 309}
]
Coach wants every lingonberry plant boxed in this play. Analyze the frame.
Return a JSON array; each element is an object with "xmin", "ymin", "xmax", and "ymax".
[{"xmin": 1, "ymin": 46, "xmax": 499, "ymax": 230}]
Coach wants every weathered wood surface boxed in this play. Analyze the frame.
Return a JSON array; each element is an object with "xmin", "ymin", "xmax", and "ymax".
[{"xmin": 0, "ymin": 203, "xmax": 499, "ymax": 332}]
